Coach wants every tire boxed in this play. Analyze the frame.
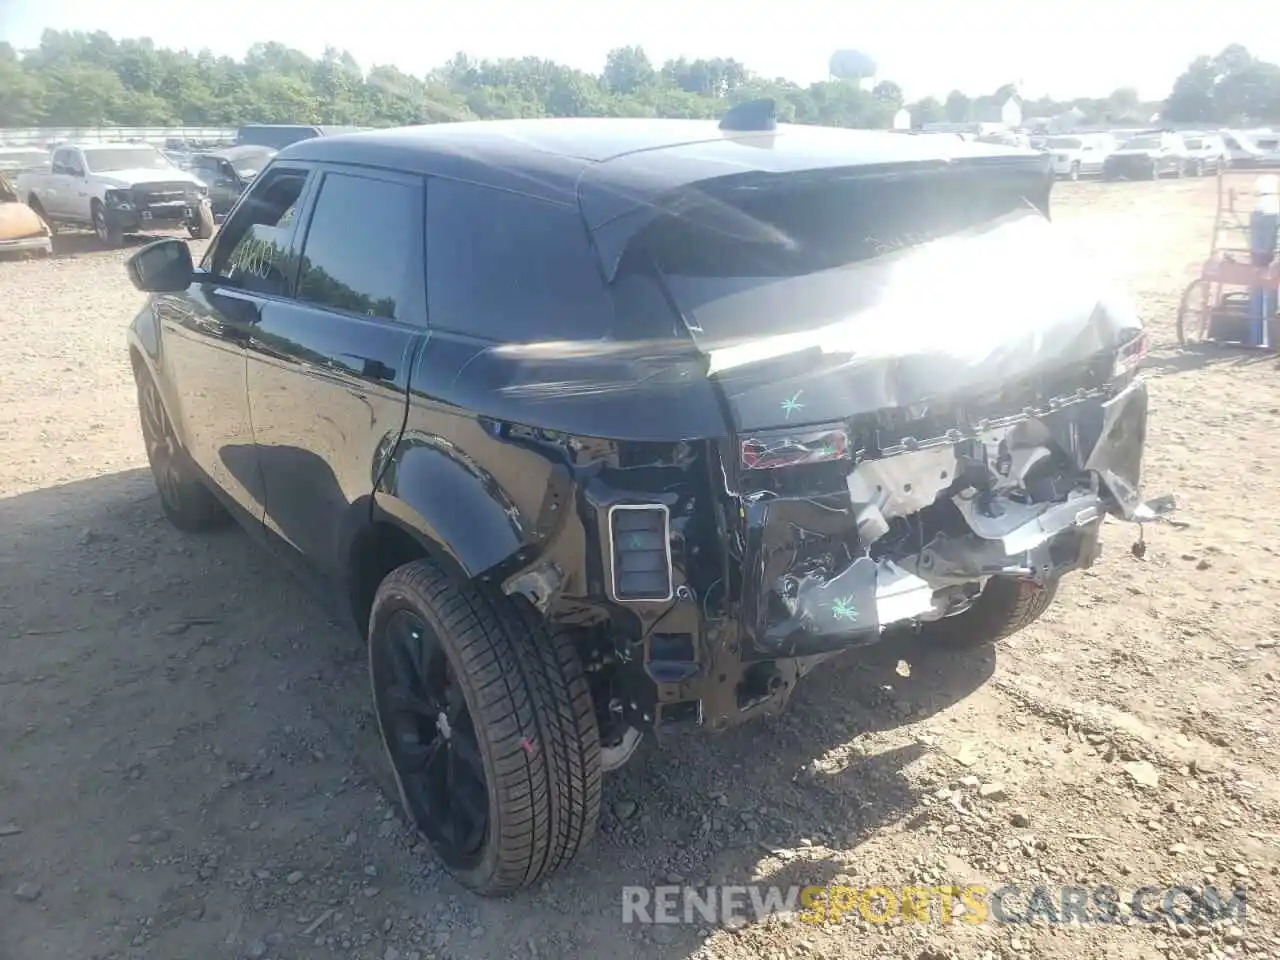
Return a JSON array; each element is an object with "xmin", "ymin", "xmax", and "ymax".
[
  {"xmin": 187, "ymin": 201, "xmax": 215, "ymax": 240},
  {"xmin": 1176, "ymin": 277, "xmax": 1209, "ymax": 344},
  {"xmin": 917, "ymin": 576, "xmax": 1059, "ymax": 649},
  {"xmin": 134, "ymin": 366, "xmax": 229, "ymax": 532},
  {"xmin": 92, "ymin": 201, "xmax": 123, "ymax": 248},
  {"xmin": 368, "ymin": 558, "xmax": 602, "ymax": 896}
]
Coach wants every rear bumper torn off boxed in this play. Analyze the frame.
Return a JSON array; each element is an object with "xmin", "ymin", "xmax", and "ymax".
[{"xmin": 738, "ymin": 379, "xmax": 1174, "ymax": 656}]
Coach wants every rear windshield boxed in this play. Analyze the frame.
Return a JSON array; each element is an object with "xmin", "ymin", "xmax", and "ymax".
[{"xmin": 637, "ymin": 166, "xmax": 1047, "ymax": 342}]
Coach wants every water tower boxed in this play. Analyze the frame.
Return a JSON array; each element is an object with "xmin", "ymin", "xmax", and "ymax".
[{"xmin": 828, "ymin": 50, "xmax": 877, "ymax": 89}]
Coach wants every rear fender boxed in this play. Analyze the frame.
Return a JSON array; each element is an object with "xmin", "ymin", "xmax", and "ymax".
[{"xmin": 374, "ymin": 430, "xmax": 536, "ymax": 582}]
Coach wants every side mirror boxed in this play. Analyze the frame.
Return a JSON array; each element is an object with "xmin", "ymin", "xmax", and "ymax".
[{"xmin": 126, "ymin": 238, "xmax": 194, "ymax": 293}]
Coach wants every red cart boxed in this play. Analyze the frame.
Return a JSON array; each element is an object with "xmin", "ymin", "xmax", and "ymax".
[{"xmin": 1176, "ymin": 170, "xmax": 1280, "ymax": 346}]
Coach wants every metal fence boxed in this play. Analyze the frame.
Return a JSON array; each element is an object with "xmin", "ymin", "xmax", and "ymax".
[{"xmin": 0, "ymin": 126, "xmax": 237, "ymax": 146}]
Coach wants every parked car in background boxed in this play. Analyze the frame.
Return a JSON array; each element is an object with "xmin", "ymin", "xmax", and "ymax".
[
  {"xmin": 122, "ymin": 113, "xmax": 1165, "ymax": 896},
  {"xmin": 1103, "ymin": 131, "xmax": 1188, "ymax": 180},
  {"xmin": 0, "ymin": 147, "xmax": 51, "ymax": 176},
  {"xmin": 1222, "ymin": 130, "xmax": 1280, "ymax": 168},
  {"xmin": 235, "ymin": 124, "xmax": 367, "ymax": 150},
  {"xmin": 16, "ymin": 142, "xmax": 214, "ymax": 247},
  {"xmin": 0, "ymin": 173, "xmax": 52, "ymax": 258},
  {"xmin": 975, "ymin": 131, "xmax": 1031, "ymax": 149},
  {"xmin": 189, "ymin": 145, "xmax": 276, "ymax": 217},
  {"xmin": 1045, "ymin": 134, "xmax": 1112, "ymax": 180},
  {"xmin": 1180, "ymin": 133, "xmax": 1229, "ymax": 175}
]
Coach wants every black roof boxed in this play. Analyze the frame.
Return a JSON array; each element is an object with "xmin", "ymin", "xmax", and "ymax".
[{"xmin": 279, "ymin": 117, "xmax": 1042, "ymax": 213}]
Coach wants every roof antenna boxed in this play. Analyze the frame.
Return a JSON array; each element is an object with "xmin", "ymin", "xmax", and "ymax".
[{"xmin": 719, "ymin": 98, "xmax": 778, "ymax": 132}]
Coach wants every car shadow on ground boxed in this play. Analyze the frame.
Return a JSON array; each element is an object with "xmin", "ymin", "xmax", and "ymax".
[
  {"xmin": 1146, "ymin": 341, "xmax": 1280, "ymax": 377},
  {"xmin": 0, "ymin": 468, "xmax": 995, "ymax": 959}
]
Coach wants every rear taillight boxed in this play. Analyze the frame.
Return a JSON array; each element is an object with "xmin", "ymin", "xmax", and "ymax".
[
  {"xmin": 1113, "ymin": 329, "xmax": 1148, "ymax": 378},
  {"xmin": 740, "ymin": 428, "xmax": 852, "ymax": 470}
]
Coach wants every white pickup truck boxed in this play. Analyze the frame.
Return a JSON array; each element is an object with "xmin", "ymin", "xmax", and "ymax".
[{"xmin": 16, "ymin": 142, "xmax": 214, "ymax": 248}]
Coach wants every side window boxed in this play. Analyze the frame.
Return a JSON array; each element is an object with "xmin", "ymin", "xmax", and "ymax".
[
  {"xmin": 426, "ymin": 179, "xmax": 616, "ymax": 341},
  {"xmin": 209, "ymin": 168, "xmax": 308, "ymax": 297},
  {"xmin": 52, "ymin": 149, "xmax": 80, "ymax": 175},
  {"xmin": 295, "ymin": 172, "xmax": 419, "ymax": 321}
]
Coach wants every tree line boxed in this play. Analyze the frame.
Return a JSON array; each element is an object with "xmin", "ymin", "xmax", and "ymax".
[{"xmin": 0, "ymin": 31, "xmax": 1277, "ymax": 131}]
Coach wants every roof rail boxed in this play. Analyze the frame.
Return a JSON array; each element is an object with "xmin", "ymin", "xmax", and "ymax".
[{"xmin": 719, "ymin": 98, "xmax": 778, "ymax": 133}]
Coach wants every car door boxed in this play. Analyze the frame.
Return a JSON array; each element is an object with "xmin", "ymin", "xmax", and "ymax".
[
  {"xmin": 159, "ymin": 164, "xmax": 315, "ymax": 526},
  {"xmin": 45, "ymin": 148, "xmax": 77, "ymax": 218},
  {"xmin": 244, "ymin": 165, "xmax": 426, "ymax": 583}
]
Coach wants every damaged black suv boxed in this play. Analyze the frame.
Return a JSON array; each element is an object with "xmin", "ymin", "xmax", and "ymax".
[{"xmin": 124, "ymin": 105, "xmax": 1172, "ymax": 895}]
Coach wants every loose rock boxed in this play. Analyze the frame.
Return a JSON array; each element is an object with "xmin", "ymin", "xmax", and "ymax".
[
  {"xmin": 613, "ymin": 799, "xmax": 638, "ymax": 820},
  {"xmin": 1122, "ymin": 760, "xmax": 1160, "ymax": 789}
]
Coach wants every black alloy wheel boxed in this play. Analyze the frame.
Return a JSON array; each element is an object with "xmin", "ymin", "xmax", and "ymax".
[
  {"xmin": 368, "ymin": 558, "xmax": 602, "ymax": 896},
  {"xmin": 372, "ymin": 609, "xmax": 489, "ymax": 863},
  {"xmin": 135, "ymin": 369, "xmax": 228, "ymax": 531},
  {"xmin": 139, "ymin": 374, "xmax": 181, "ymax": 508}
]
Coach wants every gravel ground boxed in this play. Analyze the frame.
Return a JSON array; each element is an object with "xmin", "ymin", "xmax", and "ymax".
[{"xmin": 1, "ymin": 178, "xmax": 1278, "ymax": 960}]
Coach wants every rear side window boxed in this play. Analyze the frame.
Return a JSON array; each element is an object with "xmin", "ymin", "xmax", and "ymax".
[
  {"xmin": 426, "ymin": 180, "xmax": 615, "ymax": 342},
  {"xmin": 296, "ymin": 172, "xmax": 420, "ymax": 321}
]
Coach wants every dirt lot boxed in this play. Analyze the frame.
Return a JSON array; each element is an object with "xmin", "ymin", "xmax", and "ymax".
[{"xmin": 1, "ymin": 178, "xmax": 1278, "ymax": 960}]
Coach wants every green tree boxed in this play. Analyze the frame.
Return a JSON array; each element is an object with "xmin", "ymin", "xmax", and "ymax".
[
  {"xmin": 944, "ymin": 90, "xmax": 971, "ymax": 121},
  {"xmin": 2, "ymin": 31, "xmax": 1276, "ymax": 132},
  {"xmin": 602, "ymin": 46, "xmax": 655, "ymax": 96}
]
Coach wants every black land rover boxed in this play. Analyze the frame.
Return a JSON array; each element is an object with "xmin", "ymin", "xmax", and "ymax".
[{"xmin": 124, "ymin": 106, "xmax": 1172, "ymax": 895}]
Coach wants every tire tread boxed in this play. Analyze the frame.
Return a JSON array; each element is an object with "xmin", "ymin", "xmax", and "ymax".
[{"xmin": 373, "ymin": 557, "xmax": 601, "ymax": 895}]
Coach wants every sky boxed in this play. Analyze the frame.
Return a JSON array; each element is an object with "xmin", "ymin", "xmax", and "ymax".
[{"xmin": 1, "ymin": 0, "xmax": 1277, "ymax": 102}]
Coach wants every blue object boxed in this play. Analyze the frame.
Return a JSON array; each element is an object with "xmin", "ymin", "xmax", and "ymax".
[{"xmin": 1249, "ymin": 209, "xmax": 1278, "ymax": 347}]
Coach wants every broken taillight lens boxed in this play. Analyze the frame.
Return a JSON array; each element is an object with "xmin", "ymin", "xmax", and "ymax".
[
  {"xmin": 1112, "ymin": 328, "xmax": 1149, "ymax": 378},
  {"xmin": 740, "ymin": 428, "xmax": 852, "ymax": 470}
]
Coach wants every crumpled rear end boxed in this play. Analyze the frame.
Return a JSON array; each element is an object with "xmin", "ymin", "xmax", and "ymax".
[{"xmin": 733, "ymin": 372, "xmax": 1159, "ymax": 659}]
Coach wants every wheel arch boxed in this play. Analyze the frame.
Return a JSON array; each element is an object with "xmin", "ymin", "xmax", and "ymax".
[
  {"xmin": 344, "ymin": 438, "xmax": 529, "ymax": 640},
  {"xmin": 342, "ymin": 504, "xmax": 446, "ymax": 642},
  {"xmin": 127, "ymin": 311, "xmax": 190, "ymax": 450},
  {"xmin": 376, "ymin": 431, "xmax": 529, "ymax": 573}
]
